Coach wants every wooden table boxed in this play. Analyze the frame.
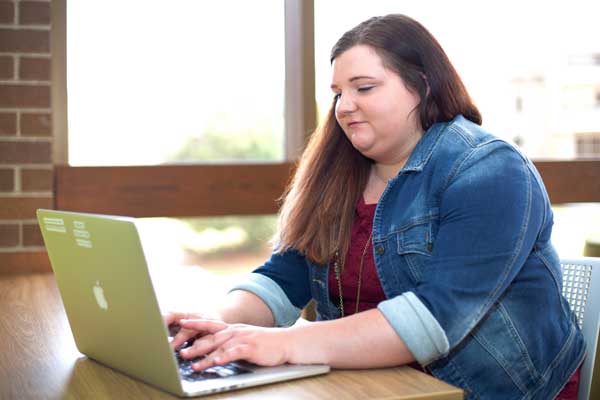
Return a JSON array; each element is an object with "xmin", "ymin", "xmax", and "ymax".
[{"xmin": 0, "ymin": 273, "xmax": 463, "ymax": 399}]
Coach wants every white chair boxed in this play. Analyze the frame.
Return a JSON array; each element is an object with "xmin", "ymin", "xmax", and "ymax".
[{"xmin": 561, "ymin": 257, "xmax": 600, "ymax": 400}]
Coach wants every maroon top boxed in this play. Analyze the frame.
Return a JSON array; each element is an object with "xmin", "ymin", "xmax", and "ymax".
[
  {"xmin": 328, "ymin": 196, "xmax": 580, "ymax": 398},
  {"xmin": 556, "ymin": 366, "xmax": 581, "ymax": 400},
  {"xmin": 328, "ymin": 197, "xmax": 385, "ymax": 316}
]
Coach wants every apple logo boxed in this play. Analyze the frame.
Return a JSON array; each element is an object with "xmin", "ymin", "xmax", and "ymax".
[{"xmin": 93, "ymin": 280, "xmax": 109, "ymax": 310}]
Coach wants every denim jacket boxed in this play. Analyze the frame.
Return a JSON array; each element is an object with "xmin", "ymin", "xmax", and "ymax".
[{"xmin": 231, "ymin": 115, "xmax": 586, "ymax": 399}]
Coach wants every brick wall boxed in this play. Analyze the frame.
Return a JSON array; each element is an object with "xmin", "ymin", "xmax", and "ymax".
[{"xmin": 0, "ymin": 0, "xmax": 53, "ymax": 273}]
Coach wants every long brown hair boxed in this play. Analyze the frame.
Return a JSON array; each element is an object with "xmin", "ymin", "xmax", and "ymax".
[{"xmin": 276, "ymin": 14, "xmax": 481, "ymax": 265}]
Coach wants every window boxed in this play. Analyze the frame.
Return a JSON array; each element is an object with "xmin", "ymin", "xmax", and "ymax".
[
  {"xmin": 576, "ymin": 133, "xmax": 600, "ymax": 158},
  {"xmin": 137, "ymin": 215, "xmax": 276, "ymax": 277},
  {"xmin": 61, "ymin": 1, "xmax": 308, "ymax": 273},
  {"xmin": 67, "ymin": 1, "xmax": 285, "ymax": 166}
]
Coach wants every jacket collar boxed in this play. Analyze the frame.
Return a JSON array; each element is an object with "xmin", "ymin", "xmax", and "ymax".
[{"xmin": 399, "ymin": 114, "xmax": 465, "ymax": 173}]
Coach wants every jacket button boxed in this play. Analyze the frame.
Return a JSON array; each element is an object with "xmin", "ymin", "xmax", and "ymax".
[{"xmin": 376, "ymin": 245, "xmax": 385, "ymax": 255}]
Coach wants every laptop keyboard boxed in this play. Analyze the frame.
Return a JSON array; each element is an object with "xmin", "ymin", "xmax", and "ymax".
[{"xmin": 175, "ymin": 342, "xmax": 252, "ymax": 382}]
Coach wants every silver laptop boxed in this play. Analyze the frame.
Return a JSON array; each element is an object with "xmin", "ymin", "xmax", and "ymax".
[{"xmin": 37, "ymin": 209, "xmax": 330, "ymax": 397}]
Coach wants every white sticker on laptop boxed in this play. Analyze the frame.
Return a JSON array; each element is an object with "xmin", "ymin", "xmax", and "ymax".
[
  {"xmin": 73, "ymin": 221, "xmax": 93, "ymax": 248},
  {"xmin": 73, "ymin": 229, "xmax": 90, "ymax": 239},
  {"xmin": 43, "ymin": 217, "xmax": 67, "ymax": 233},
  {"xmin": 76, "ymin": 238, "xmax": 93, "ymax": 248},
  {"xmin": 74, "ymin": 221, "xmax": 85, "ymax": 229}
]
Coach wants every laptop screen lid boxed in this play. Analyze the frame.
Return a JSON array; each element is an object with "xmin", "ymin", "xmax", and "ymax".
[
  {"xmin": 37, "ymin": 209, "xmax": 185, "ymax": 395},
  {"xmin": 37, "ymin": 209, "xmax": 330, "ymax": 397}
]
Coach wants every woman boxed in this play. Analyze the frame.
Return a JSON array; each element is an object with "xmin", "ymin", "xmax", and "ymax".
[{"xmin": 167, "ymin": 14, "xmax": 585, "ymax": 399}]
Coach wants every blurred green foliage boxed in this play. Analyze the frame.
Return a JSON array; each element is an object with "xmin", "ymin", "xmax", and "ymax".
[
  {"xmin": 169, "ymin": 112, "xmax": 283, "ymax": 162},
  {"xmin": 182, "ymin": 215, "xmax": 278, "ymax": 255}
]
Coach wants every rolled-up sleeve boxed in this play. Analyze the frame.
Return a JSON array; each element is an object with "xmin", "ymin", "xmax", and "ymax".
[
  {"xmin": 378, "ymin": 292, "xmax": 449, "ymax": 365},
  {"xmin": 229, "ymin": 249, "xmax": 312, "ymax": 327}
]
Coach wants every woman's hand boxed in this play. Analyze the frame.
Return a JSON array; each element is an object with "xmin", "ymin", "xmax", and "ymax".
[
  {"xmin": 164, "ymin": 311, "xmax": 221, "ymax": 350},
  {"xmin": 177, "ymin": 319, "xmax": 292, "ymax": 371},
  {"xmin": 167, "ymin": 308, "xmax": 414, "ymax": 371}
]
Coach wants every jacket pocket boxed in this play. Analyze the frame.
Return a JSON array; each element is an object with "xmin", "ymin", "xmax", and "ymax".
[
  {"xmin": 396, "ymin": 212, "xmax": 438, "ymax": 283},
  {"xmin": 397, "ymin": 222, "xmax": 434, "ymax": 255}
]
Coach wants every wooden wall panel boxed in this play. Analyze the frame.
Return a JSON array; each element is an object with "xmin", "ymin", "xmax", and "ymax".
[
  {"xmin": 55, "ymin": 163, "xmax": 295, "ymax": 217},
  {"xmin": 534, "ymin": 160, "xmax": 600, "ymax": 204},
  {"xmin": 53, "ymin": 161, "xmax": 599, "ymax": 219}
]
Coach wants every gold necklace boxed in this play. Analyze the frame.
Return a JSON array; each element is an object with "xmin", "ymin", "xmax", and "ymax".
[{"xmin": 333, "ymin": 230, "xmax": 373, "ymax": 317}]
